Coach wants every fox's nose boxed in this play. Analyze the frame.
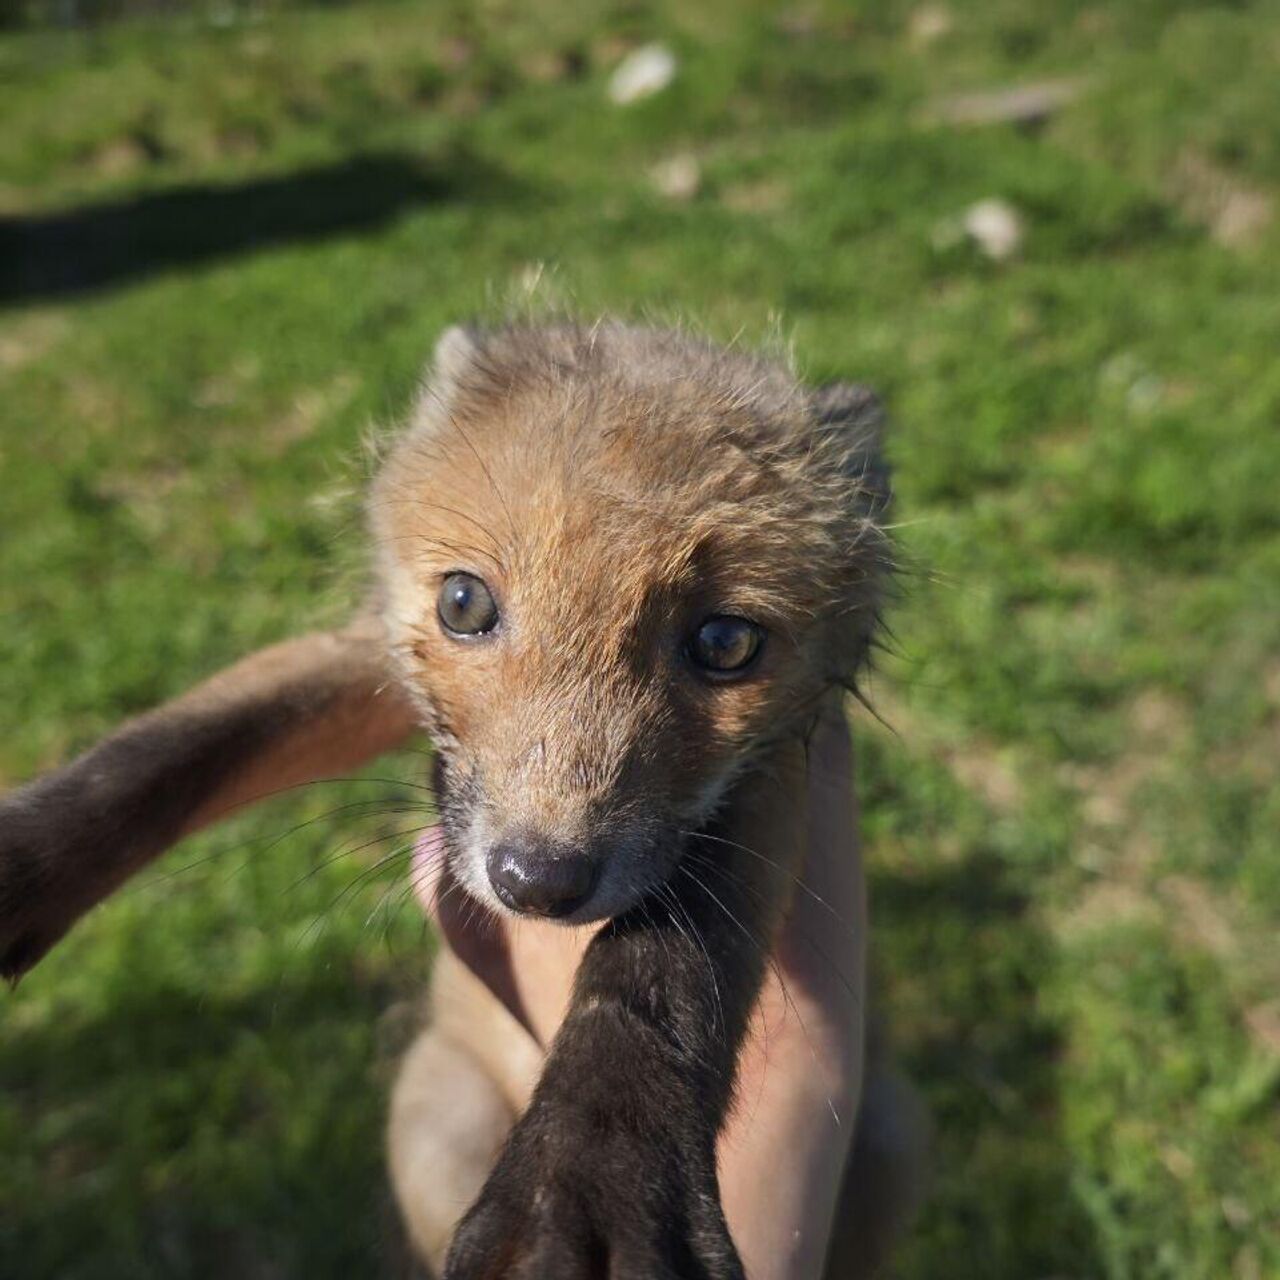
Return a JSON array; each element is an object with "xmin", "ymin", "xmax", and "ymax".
[{"xmin": 486, "ymin": 837, "xmax": 599, "ymax": 918}]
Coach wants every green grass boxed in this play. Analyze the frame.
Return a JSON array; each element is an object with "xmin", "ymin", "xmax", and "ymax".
[{"xmin": 2, "ymin": 1, "xmax": 1279, "ymax": 1276}]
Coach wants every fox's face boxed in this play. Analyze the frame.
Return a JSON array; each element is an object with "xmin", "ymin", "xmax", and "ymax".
[{"xmin": 372, "ymin": 323, "xmax": 889, "ymax": 923}]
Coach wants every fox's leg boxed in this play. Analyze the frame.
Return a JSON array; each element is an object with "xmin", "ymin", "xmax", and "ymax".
[
  {"xmin": 0, "ymin": 614, "xmax": 416, "ymax": 979},
  {"xmin": 442, "ymin": 739, "xmax": 812, "ymax": 1280},
  {"xmin": 388, "ymin": 950, "xmax": 543, "ymax": 1275}
]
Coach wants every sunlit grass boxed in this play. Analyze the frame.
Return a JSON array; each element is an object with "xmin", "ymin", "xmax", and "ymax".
[{"xmin": 2, "ymin": 1, "xmax": 1278, "ymax": 1276}]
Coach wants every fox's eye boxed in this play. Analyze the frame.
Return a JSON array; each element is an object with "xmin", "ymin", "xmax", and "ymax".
[
  {"xmin": 689, "ymin": 616, "xmax": 762, "ymax": 676},
  {"xmin": 438, "ymin": 572, "xmax": 499, "ymax": 637}
]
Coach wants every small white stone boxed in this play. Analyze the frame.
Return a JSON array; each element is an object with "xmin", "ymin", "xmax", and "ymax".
[
  {"xmin": 929, "ymin": 78, "xmax": 1085, "ymax": 127},
  {"xmin": 1099, "ymin": 353, "xmax": 1163, "ymax": 413},
  {"xmin": 1100, "ymin": 352, "xmax": 1142, "ymax": 389},
  {"xmin": 1213, "ymin": 188, "xmax": 1273, "ymax": 249},
  {"xmin": 962, "ymin": 198, "xmax": 1024, "ymax": 261},
  {"xmin": 608, "ymin": 43, "xmax": 677, "ymax": 105},
  {"xmin": 1221, "ymin": 1196, "xmax": 1252, "ymax": 1230},
  {"xmin": 650, "ymin": 153, "xmax": 701, "ymax": 200},
  {"xmin": 908, "ymin": 5, "xmax": 952, "ymax": 45},
  {"xmin": 1126, "ymin": 374, "xmax": 1164, "ymax": 415}
]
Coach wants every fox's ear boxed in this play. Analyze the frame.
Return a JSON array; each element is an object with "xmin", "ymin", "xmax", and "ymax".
[
  {"xmin": 426, "ymin": 324, "xmax": 482, "ymax": 404},
  {"xmin": 810, "ymin": 382, "xmax": 892, "ymax": 520},
  {"xmin": 410, "ymin": 324, "xmax": 486, "ymax": 433},
  {"xmin": 433, "ymin": 324, "xmax": 480, "ymax": 387}
]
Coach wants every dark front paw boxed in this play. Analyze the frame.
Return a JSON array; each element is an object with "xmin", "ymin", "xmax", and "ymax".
[
  {"xmin": 0, "ymin": 783, "xmax": 88, "ymax": 982},
  {"xmin": 443, "ymin": 1062, "xmax": 743, "ymax": 1280},
  {"xmin": 0, "ymin": 818, "xmax": 54, "ymax": 983}
]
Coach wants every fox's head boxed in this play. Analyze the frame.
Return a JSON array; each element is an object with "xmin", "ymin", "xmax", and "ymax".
[{"xmin": 371, "ymin": 321, "xmax": 890, "ymax": 923}]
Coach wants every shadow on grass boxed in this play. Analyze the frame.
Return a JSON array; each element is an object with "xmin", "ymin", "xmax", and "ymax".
[
  {"xmin": 869, "ymin": 848, "xmax": 1103, "ymax": 1278},
  {"xmin": 0, "ymin": 951, "xmax": 423, "ymax": 1280},
  {"xmin": 0, "ymin": 150, "xmax": 511, "ymax": 304}
]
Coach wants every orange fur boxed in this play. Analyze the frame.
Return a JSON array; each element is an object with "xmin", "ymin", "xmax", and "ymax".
[{"xmin": 370, "ymin": 320, "xmax": 890, "ymax": 920}]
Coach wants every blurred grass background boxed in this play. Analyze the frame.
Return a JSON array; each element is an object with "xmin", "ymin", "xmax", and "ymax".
[{"xmin": 2, "ymin": 1, "xmax": 1279, "ymax": 1276}]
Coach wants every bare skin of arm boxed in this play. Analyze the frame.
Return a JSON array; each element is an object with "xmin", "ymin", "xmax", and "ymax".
[{"xmin": 0, "ymin": 615, "xmax": 415, "ymax": 980}]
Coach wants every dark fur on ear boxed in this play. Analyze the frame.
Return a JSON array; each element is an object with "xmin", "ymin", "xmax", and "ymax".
[
  {"xmin": 809, "ymin": 382, "xmax": 894, "ymax": 679},
  {"xmin": 810, "ymin": 381, "xmax": 892, "ymax": 522}
]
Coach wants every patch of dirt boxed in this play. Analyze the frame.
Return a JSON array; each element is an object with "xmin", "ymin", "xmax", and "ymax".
[
  {"xmin": 97, "ymin": 462, "xmax": 187, "ymax": 509},
  {"xmin": 1056, "ymin": 880, "xmax": 1159, "ymax": 936},
  {"xmin": 0, "ymin": 312, "xmax": 69, "ymax": 373},
  {"xmin": 588, "ymin": 34, "xmax": 629, "ymax": 66},
  {"xmin": 264, "ymin": 372, "xmax": 359, "ymax": 455},
  {"xmin": 864, "ymin": 686, "xmax": 1024, "ymax": 814},
  {"xmin": 1244, "ymin": 1001, "xmax": 1280, "ymax": 1057},
  {"xmin": 1206, "ymin": 706, "xmax": 1279, "ymax": 788},
  {"xmin": 0, "ymin": 182, "xmax": 29, "ymax": 215},
  {"xmin": 1149, "ymin": 876, "xmax": 1280, "ymax": 1057},
  {"xmin": 1170, "ymin": 150, "xmax": 1274, "ymax": 250},
  {"xmin": 1129, "ymin": 687, "xmax": 1190, "ymax": 742},
  {"xmin": 216, "ymin": 125, "xmax": 267, "ymax": 159},
  {"xmin": 948, "ymin": 749, "xmax": 1023, "ymax": 813},
  {"xmin": 1051, "ymin": 690, "xmax": 1196, "ymax": 936},
  {"xmin": 1054, "ymin": 554, "xmax": 1122, "ymax": 592},
  {"xmin": 1060, "ymin": 688, "xmax": 1190, "ymax": 832},
  {"xmin": 520, "ymin": 46, "xmax": 587, "ymax": 84},
  {"xmin": 83, "ymin": 122, "xmax": 168, "ymax": 178},
  {"xmin": 440, "ymin": 35, "xmax": 476, "ymax": 69},
  {"xmin": 1160, "ymin": 1143, "xmax": 1195, "ymax": 1181},
  {"xmin": 1034, "ymin": 420, "xmax": 1095, "ymax": 462},
  {"xmin": 651, "ymin": 153, "xmax": 701, "ymax": 201},
  {"xmin": 1263, "ymin": 661, "xmax": 1280, "ymax": 708},
  {"xmin": 720, "ymin": 178, "xmax": 790, "ymax": 214},
  {"xmin": 1160, "ymin": 874, "xmax": 1239, "ymax": 960},
  {"xmin": 907, "ymin": 5, "xmax": 953, "ymax": 47},
  {"xmin": 1060, "ymin": 757, "xmax": 1142, "ymax": 830},
  {"xmin": 193, "ymin": 355, "xmax": 262, "ymax": 410},
  {"xmin": 65, "ymin": 373, "xmax": 133, "ymax": 433}
]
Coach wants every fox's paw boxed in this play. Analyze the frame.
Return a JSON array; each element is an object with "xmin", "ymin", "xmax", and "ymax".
[
  {"xmin": 443, "ymin": 1068, "xmax": 742, "ymax": 1280},
  {"xmin": 0, "ymin": 782, "xmax": 82, "ymax": 982}
]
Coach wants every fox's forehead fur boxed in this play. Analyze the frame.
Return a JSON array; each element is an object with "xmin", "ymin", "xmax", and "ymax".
[
  {"xmin": 373, "ymin": 320, "xmax": 888, "ymax": 673},
  {"xmin": 369, "ymin": 319, "xmax": 889, "ymax": 917}
]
